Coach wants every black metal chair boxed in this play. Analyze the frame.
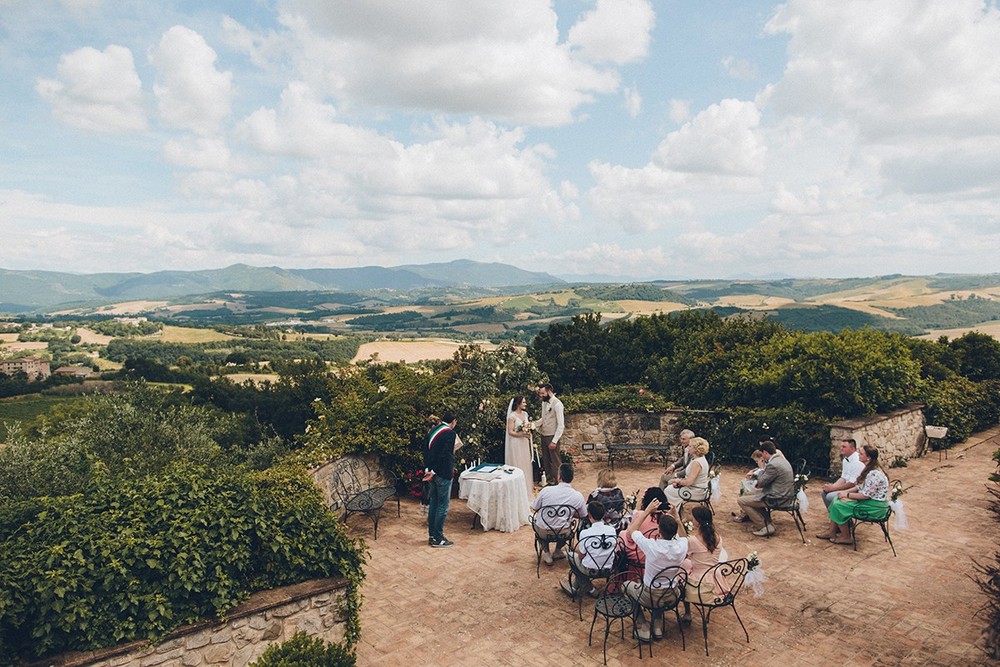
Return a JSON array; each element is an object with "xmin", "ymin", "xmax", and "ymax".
[
  {"xmin": 629, "ymin": 565, "xmax": 687, "ymax": 658},
  {"xmin": 849, "ymin": 479, "xmax": 901, "ymax": 557},
  {"xmin": 530, "ymin": 504, "xmax": 580, "ymax": 577},
  {"xmin": 329, "ymin": 456, "xmax": 399, "ymax": 539},
  {"xmin": 687, "ymin": 558, "xmax": 751, "ymax": 656},
  {"xmin": 763, "ymin": 458, "xmax": 809, "ymax": 543},
  {"xmin": 589, "ymin": 570, "xmax": 637, "ymax": 665},
  {"xmin": 616, "ymin": 526, "xmax": 659, "ymax": 579},
  {"xmin": 566, "ymin": 532, "xmax": 619, "ymax": 620}
]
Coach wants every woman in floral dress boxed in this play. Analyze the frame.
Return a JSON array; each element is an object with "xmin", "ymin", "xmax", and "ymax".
[{"xmin": 820, "ymin": 445, "xmax": 889, "ymax": 544}]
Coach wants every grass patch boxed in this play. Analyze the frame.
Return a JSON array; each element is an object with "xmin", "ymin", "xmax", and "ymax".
[
  {"xmin": 0, "ymin": 394, "xmax": 80, "ymax": 435},
  {"xmin": 158, "ymin": 325, "xmax": 236, "ymax": 343}
]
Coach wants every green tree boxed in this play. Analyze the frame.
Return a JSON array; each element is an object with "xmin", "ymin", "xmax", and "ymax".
[{"xmin": 951, "ymin": 331, "xmax": 1000, "ymax": 381}]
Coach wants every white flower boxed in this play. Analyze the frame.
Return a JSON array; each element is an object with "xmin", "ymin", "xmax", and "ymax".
[{"xmin": 378, "ymin": 385, "xmax": 388, "ymax": 393}]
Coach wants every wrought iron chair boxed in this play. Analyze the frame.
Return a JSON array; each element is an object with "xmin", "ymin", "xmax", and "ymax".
[
  {"xmin": 687, "ymin": 558, "xmax": 751, "ymax": 656},
  {"xmin": 849, "ymin": 479, "xmax": 901, "ymax": 557},
  {"xmin": 677, "ymin": 453, "xmax": 719, "ymax": 520},
  {"xmin": 763, "ymin": 458, "xmax": 809, "ymax": 543},
  {"xmin": 629, "ymin": 565, "xmax": 687, "ymax": 658},
  {"xmin": 566, "ymin": 532, "xmax": 620, "ymax": 620},
  {"xmin": 530, "ymin": 504, "xmax": 581, "ymax": 577},
  {"xmin": 588, "ymin": 570, "xmax": 637, "ymax": 665},
  {"xmin": 328, "ymin": 456, "xmax": 399, "ymax": 539}
]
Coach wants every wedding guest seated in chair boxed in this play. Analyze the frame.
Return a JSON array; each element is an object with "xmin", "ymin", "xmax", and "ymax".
[
  {"xmin": 588, "ymin": 468, "xmax": 626, "ymax": 527},
  {"xmin": 818, "ymin": 445, "xmax": 890, "ymax": 545},
  {"xmin": 619, "ymin": 487, "xmax": 669, "ymax": 569},
  {"xmin": 680, "ymin": 505, "xmax": 724, "ymax": 623},
  {"xmin": 562, "ymin": 500, "xmax": 617, "ymax": 599},
  {"xmin": 623, "ymin": 498, "xmax": 688, "ymax": 642},
  {"xmin": 736, "ymin": 440, "xmax": 794, "ymax": 537},
  {"xmin": 531, "ymin": 462, "xmax": 588, "ymax": 565},
  {"xmin": 731, "ymin": 449, "xmax": 765, "ymax": 523},
  {"xmin": 665, "ymin": 437, "xmax": 711, "ymax": 509}
]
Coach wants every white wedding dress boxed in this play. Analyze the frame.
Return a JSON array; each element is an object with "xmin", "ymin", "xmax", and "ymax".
[{"xmin": 505, "ymin": 407, "xmax": 534, "ymax": 499}]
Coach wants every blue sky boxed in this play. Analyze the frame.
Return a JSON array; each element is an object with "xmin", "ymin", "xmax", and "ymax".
[{"xmin": 2, "ymin": 0, "xmax": 999, "ymax": 280}]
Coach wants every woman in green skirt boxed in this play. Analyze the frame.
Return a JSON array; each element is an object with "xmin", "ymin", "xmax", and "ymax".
[{"xmin": 818, "ymin": 445, "xmax": 889, "ymax": 544}]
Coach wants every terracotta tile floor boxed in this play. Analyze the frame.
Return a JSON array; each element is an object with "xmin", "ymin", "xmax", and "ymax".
[{"xmin": 352, "ymin": 428, "xmax": 1000, "ymax": 666}]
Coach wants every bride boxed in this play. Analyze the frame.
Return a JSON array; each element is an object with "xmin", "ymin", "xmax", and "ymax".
[{"xmin": 505, "ymin": 394, "xmax": 535, "ymax": 499}]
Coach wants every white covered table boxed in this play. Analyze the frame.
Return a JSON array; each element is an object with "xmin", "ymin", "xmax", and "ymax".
[{"xmin": 458, "ymin": 465, "xmax": 530, "ymax": 533}]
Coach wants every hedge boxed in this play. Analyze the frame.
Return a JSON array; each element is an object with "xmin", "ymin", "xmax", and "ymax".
[{"xmin": 0, "ymin": 462, "xmax": 365, "ymax": 664}]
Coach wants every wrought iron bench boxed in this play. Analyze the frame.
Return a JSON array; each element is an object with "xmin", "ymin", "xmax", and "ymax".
[
  {"xmin": 328, "ymin": 456, "xmax": 400, "ymax": 539},
  {"xmin": 607, "ymin": 443, "xmax": 672, "ymax": 469}
]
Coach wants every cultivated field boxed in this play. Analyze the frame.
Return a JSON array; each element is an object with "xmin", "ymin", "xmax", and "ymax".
[
  {"xmin": 158, "ymin": 325, "xmax": 235, "ymax": 343},
  {"xmin": 353, "ymin": 339, "xmax": 497, "ymax": 363}
]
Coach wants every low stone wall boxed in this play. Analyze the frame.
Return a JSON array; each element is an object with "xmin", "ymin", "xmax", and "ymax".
[
  {"xmin": 561, "ymin": 410, "xmax": 686, "ymax": 463},
  {"xmin": 33, "ymin": 578, "xmax": 349, "ymax": 667},
  {"xmin": 828, "ymin": 403, "xmax": 927, "ymax": 472}
]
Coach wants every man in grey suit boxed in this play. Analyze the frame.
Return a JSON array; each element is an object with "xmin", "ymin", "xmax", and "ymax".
[{"xmin": 736, "ymin": 440, "xmax": 794, "ymax": 536}]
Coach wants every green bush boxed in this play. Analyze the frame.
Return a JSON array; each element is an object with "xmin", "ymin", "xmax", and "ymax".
[
  {"xmin": 562, "ymin": 385, "xmax": 676, "ymax": 413},
  {"xmin": 0, "ymin": 462, "xmax": 365, "ymax": 664},
  {"xmin": 920, "ymin": 377, "xmax": 1000, "ymax": 444},
  {"xmin": 681, "ymin": 406, "xmax": 832, "ymax": 476},
  {"xmin": 251, "ymin": 631, "xmax": 355, "ymax": 667}
]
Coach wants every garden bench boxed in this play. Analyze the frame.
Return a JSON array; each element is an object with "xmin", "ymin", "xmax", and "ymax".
[
  {"xmin": 328, "ymin": 456, "xmax": 399, "ymax": 540},
  {"xmin": 607, "ymin": 443, "xmax": 672, "ymax": 469}
]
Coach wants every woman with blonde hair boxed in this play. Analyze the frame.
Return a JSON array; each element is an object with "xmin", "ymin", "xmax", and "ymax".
[
  {"xmin": 819, "ymin": 445, "xmax": 890, "ymax": 544},
  {"xmin": 665, "ymin": 437, "xmax": 710, "ymax": 508},
  {"xmin": 587, "ymin": 468, "xmax": 626, "ymax": 525}
]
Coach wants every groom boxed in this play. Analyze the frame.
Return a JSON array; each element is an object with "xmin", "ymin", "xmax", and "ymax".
[{"xmin": 535, "ymin": 383, "xmax": 565, "ymax": 485}]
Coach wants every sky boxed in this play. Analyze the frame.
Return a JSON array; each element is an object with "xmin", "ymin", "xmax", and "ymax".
[{"xmin": 2, "ymin": 0, "xmax": 1000, "ymax": 281}]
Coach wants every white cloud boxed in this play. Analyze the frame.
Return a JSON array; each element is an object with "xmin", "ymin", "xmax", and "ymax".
[
  {"xmin": 568, "ymin": 0, "xmax": 655, "ymax": 64},
  {"xmin": 35, "ymin": 44, "xmax": 146, "ymax": 132},
  {"xmin": 721, "ymin": 55, "xmax": 758, "ymax": 81},
  {"xmin": 150, "ymin": 25, "xmax": 233, "ymax": 135},
  {"xmin": 654, "ymin": 99, "xmax": 765, "ymax": 176},
  {"xmin": 623, "ymin": 85, "xmax": 642, "ymax": 118},
  {"xmin": 668, "ymin": 99, "xmax": 690, "ymax": 124},
  {"xmin": 271, "ymin": 0, "xmax": 646, "ymax": 126}
]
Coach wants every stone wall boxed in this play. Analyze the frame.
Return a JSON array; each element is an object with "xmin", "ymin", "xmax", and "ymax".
[
  {"xmin": 33, "ymin": 578, "xmax": 349, "ymax": 667},
  {"xmin": 561, "ymin": 410, "xmax": 686, "ymax": 463},
  {"xmin": 828, "ymin": 403, "xmax": 928, "ymax": 473}
]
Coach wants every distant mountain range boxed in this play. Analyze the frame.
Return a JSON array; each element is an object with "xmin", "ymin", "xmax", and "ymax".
[{"xmin": 0, "ymin": 260, "xmax": 564, "ymax": 312}]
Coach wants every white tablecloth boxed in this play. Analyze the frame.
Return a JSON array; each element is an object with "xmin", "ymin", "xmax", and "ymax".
[{"xmin": 459, "ymin": 466, "xmax": 530, "ymax": 533}]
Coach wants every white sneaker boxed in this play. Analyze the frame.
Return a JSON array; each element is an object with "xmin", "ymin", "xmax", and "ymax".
[{"xmin": 752, "ymin": 524, "xmax": 775, "ymax": 537}]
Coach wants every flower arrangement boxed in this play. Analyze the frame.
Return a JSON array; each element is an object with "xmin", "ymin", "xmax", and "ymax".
[
  {"xmin": 708, "ymin": 467, "xmax": 719, "ymax": 480},
  {"xmin": 744, "ymin": 550, "xmax": 767, "ymax": 597},
  {"xmin": 516, "ymin": 420, "xmax": 535, "ymax": 434},
  {"xmin": 683, "ymin": 520, "xmax": 695, "ymax": 534},
  {"xmin": 624, "ymin": 489, "xmax": 640, "ymax": 512},
  {"xmin": 890, "ymin": 480, "xmax": 905, "ymax": 502},
  {"xmin": 401, "ymin": 468, "xmax": 427, "ymax": 499},
  {"xmin": 793, "ymin": 472, "xmax": 809, "ymax": 492}
]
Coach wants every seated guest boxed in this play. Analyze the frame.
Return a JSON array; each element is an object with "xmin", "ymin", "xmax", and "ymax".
[
  {"xmin": 680, "ymin": 505, "xmax": 723, "ymax": 623},
  {"xmin": 664, "ymin": 437, "xmax": 711, "ymax": 508},
  {"xmin": 659, "ymin": 429, "xmax": 695, "ymax": 489},
  {"xmin": 736, "ymin": 440, "xmax": 794, "ymax": 536},
  {"xmin": 619, "ymin": 487, "xmax": 669, "ymax": 567},
  {"xmin": 821, "ymin": 438, "xmax": 864, "ymax": 509},
  {"xmin": 623, "ymin": 498, "xmax": 688, "ymax": 642},
  {"xmin": 561, "ymin": 500, "xmax": 617, "ymax": 598},
  {"xmin": 587, "ymin": 468, "xmax": 626, "ymax": 526},
  {"xmin": 819, "ymin": 445, "xmax": 890, "ymax": 544},
  {"xmin": 732, "ymin": 449, "xmax": 766, "ymax": 522},
  {"xmin": 531, "ymin": 462, "xmax": 587, "ymax": 565}
]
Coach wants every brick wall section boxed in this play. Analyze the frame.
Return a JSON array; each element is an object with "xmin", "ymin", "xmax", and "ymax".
[
  {"xmin": 560, "ymin": 410, "xmax": 686, "ymax": 463},
  {"xmin": 828, "ymin": 403, "xmax": 928, "ymax": 472},
  {"xmin": 31, "ymin": 578, "xmax": 349, "ymax": 667}
]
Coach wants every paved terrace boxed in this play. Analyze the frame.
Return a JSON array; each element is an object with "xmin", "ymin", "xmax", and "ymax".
[{"xmin": 353, "ymin": 428, "xmax": 1000, "ymax": 666}]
